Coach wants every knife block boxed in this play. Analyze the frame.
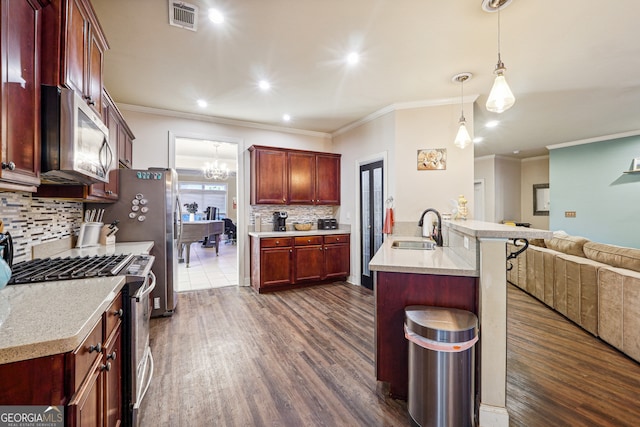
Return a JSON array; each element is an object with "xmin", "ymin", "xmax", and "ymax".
[{"xmin": 100, "ymin": 225, "xmax": 116, "ymax": 246}]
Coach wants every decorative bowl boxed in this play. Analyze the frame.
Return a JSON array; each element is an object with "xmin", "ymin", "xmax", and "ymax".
[{"xmin": 294, "ymin": 222, "xmax": 313, "ymax": 231}]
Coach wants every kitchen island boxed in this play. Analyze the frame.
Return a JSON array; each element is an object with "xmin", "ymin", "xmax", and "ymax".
[{"xmin": 370, "ymin": 220, "xmax": 551, "ymax": 427}]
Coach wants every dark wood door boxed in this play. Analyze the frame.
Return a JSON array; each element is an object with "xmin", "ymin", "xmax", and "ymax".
[
  {"xmin": 323, "ymin": 243, "xmax": 350, "ymax": 279},
  {"xmin": 251, "ymin": 148, "xmax": 288, "ymax": 204},
  {"xmin": 86, "ymin": 28, "xmax": 104, "ymax": 114},
  {"xmin": 294, "ymin": 245, "xmax": 324, "ymax": 282},
  {"xmin": 315, "ymin": 154, "xmax": 340, "ymax": 205},
  {"xmin": 69, "ymin": 357, "xmax": 103, "ymax": 427},
  {"xmin": 103, "ymin": 328, "xmax": 122, "ymax": 427},
  {"xmin": 360, "ymin": 160, "xmax": 384, "ymax": 290},
  {"xmin": 0, "ymin": 0, "xmax": 42, "ymax": 187},
  {"xmin": 287, "ymin": 151, "xmax": 315, "ymax": 204},
  {"xmin": 65, "ymin": 0, "xmax": 87, "ymax": 96},
  {"xmin": 260, "ymin": 247, "xmax": 293, "ymax": 287}
]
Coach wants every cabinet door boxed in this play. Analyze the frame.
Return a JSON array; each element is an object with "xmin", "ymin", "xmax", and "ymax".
[
  {"xmin": 86, "ymin": 29, "xmax": 104, "ymax": 114},
  {"xmin": 287, "ymin": 152, "xmax": 315, "ymax": 205},
  {"xmin": 69, "ymin": 357, "xmax": 103, "ymax": 427},
  {"xmin": 118, "ymin": 124, "xmax": 133, "ymax": 168},
  {"xmin": 323, "ymin": 243, "xmax": 350, "ymax": 279},
  {"xmin": 103, "ymin": 328, "xmax": 122, "ymax": 427},
  {"xmin": 0, "ymin": 0, "xmax": 41, "ymax": 187},
  {"xmin": 251, "ymin": 148, "xmax": 287, "ymax": 204},
  {"xmin": 260, "ymin": 247, "xmax": 292, "ymax": 287},
  {"xmin": 315, "ymin": 154, "xmax": 340, "ymax": 205},
  {"xmin": 65, "ymin": 0, "xmax": 87, "ymax": 97},
  {"xmin": 294, "ymin": 245, "xmax": 324, "ymax": 282}
]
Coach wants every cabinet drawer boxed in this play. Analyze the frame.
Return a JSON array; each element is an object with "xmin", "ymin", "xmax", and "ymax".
[
  {"xmin": 261, "ymin": 237, "xmax": 293, "ymax": 248},
  {"xmin": 324, "ymin": 234, "xmax": 350, "ymax": 245},
  {"xmin": 73, "ymin": 317, "xmax": 103, "ymax": 390},
  {"xmin": 294, "ymin": 236, "xmax": 323, "ymax": 246},
  {"xmin": 104, "ymin": 293, "xmax": 123, "ymax": 342}
]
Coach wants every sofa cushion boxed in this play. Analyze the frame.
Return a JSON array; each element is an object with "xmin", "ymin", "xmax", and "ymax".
[
  {"xmin": 584, "ymin": 242, "xmax": 640, "ymax": 273},
  {"xmin": 544, "ymin": 233, "xmax": 589, "ymax": 257}
]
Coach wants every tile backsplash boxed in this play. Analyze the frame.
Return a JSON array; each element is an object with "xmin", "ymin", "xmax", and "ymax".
[
  {"xmin": 250, "ymin": 205, "xmax": 336, "ymax": 231},
  {"xmin": 0, "ymin": 192, "xmax": 83, "ymax": 263}
]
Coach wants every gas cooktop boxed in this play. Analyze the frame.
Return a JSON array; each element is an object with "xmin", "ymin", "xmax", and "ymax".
[{"xmin": 8, "ymin": 254, "xmax": 135, "ymax": 285}]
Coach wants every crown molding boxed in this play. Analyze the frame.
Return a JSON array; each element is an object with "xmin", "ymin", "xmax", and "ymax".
[
  {"xmin": 117, "ymin": 103, "xmax": 331, "ymax": 139},
  {"xmin": 546, "ymin": 130, "xmax": 640, "ymax": 151}
]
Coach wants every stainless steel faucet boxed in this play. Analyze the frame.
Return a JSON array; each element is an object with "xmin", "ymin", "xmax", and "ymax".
[{"xmin": 418, "ymin": 208, "xmax": 443, "ymax": 247}]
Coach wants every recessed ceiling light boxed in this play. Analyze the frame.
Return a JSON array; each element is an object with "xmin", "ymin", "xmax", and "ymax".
[
  {"xmin": 283, "ymin": 114, "xmax": 291, "ymax": 122},
  {"xmin": 197, "ymin": 99, "xmax": 207, "ymax": 108},
  {"xmin": 208, "ymin": 8, "xmax": 224, "ymax": 24},
  {"xmin": 473, "ymin": 136, "xmax": 484, "ymax": 143},
  {"xmin": 346, "ymin": 52, "xmax": 360, "ymax": 65},
  {"xmin": 485, "ymin": 120, "xmax": 499, "ymax": 128},
  {"xmin": 258, "ymin": 80, "xmax": 271, "ymax": 91}
]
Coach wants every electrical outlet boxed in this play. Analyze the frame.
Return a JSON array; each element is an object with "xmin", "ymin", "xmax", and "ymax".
[
  {"xmin": 154, "ymin": 297, "xmax": 160, "ymax": 309},
  {"xmin": 464, "ymin": 236, "xmax": 469, "ymax": 250},
  {"xmin": 565, "ymin": 211, "xmax": 577, "ymax": 218}
]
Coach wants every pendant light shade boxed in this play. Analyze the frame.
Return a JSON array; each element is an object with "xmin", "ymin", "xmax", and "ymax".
[
  {"xmin": 485, "ymin": 7, "xmax": 515, "ymax": 113},
  {"xmin": 486, "ymin": 62, "xmax": 515, "ymax": 113},
  {"xmin": 452, "ymin": 73, "xmax": 473, "ymax": 150}
]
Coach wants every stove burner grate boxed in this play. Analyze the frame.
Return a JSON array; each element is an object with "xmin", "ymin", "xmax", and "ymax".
[{"xmin": 9, "ymin": 254, "xmax": 134, "ymax": 284}]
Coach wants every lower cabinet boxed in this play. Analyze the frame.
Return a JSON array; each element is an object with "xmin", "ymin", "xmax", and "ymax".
[
  {"xmin": 251, "ymin": 234, "xmax": 350, "ymax": 292},
  {"xmin": 0, "ymin": 292, "xmax": 123, "ymax": 427}
]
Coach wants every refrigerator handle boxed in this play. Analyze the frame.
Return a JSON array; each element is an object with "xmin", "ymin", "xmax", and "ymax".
[{"xmin": 174, "ymin": 195, "xmax": 183, "ymax": 243}]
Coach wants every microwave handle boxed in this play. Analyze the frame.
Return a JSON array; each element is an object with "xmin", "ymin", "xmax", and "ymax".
[{"xmin": 99, "ymin": 138, "xmax": 114, "ymax": 175}]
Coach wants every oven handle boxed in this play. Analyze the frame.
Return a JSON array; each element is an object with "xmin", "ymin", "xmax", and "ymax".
[
  {"xmin": 136, "ymin": 271, "xmax": 156, "ymax": 302},
  {"xmin": 133, "ymin": 347, "xmax": 154, "ymax": 410}
]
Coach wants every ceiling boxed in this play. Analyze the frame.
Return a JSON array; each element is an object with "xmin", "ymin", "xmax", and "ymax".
[{"xmin": 91, "ymin": 0, "xmax": 640, "ymax": 159}]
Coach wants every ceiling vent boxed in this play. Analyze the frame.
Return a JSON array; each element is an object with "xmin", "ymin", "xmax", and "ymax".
[
  {"xmin": 481, "ymin": 0, "xmax": 513, "ymax": 12},
  {"xmin": 169, "ymin": 1, "xmax": 198, "ymax": 31}
]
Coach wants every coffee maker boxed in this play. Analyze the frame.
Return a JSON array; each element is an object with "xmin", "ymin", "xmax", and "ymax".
[{"xmin": 273, "ymin": 212, "xmax": 288, "ymax": 231}]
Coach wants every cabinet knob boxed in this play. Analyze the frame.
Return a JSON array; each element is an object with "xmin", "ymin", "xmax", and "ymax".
[
  {"xmin": 307, "ymin": 239, "xmax": 311, "ymax": 243},
  {"xmin": 84, "ymin": 95, "xmax": 96, "ymax": 106},
  {"xmin": 113, "ymin": 308, "xmax": 124, "ymax": 318},
  {"xmin": 107, "ymin": 351, "xmax": 117, "ymax": 361},
  {"xmin": 282, "ymin": 198, "xmax": 286, "ymax": 203},
  {"xmin": 89, "ymin": 343, "xmax": 102, "ymax": 353},
  {"xmin": 1, "ymin": 161, "xmax": 16, "ymax": 171},
  {"xmin": 100, "ymin": 362, "xmax": 111, "ymax": 372},
  {"xmin": 275, "ymin": 241, "xmax": 280, "ymax": 245},
  {"xmin": 106, "ymin": 190, "xmax": 114, "ymax": 195},
  {"xmin": 336, "ymin": 238, "xmax": 340, "ymax": 241}
]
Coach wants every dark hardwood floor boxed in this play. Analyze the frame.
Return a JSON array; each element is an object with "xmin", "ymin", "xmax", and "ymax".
[{"xmin": 140, "ymin": 282, "xmax": 640, "ymax": 426}]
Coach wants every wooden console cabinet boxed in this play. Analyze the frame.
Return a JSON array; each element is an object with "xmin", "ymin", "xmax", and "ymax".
[
  {"xmin": 249, "ymin": 145, "xmax": 341, "ymax": 206},
  {"xmin": 251, "ymin": 234, "xmax": 350, "ymax": 292},
  {"xmin": 0, "ymin": 292, "xmax": 124, "ymax": 427}
]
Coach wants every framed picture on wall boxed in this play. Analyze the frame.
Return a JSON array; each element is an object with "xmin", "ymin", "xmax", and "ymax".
[
  {"xmin": 533, "ymin": 183, "xmax": 550, "ymax": 216},
  {"xmin": 417, "ymin": 148, "xmax": 447, "ymax": 170}
]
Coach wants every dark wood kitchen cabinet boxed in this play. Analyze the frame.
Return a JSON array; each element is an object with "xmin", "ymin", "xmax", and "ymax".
[
  {"xmin": 249, "ymin": 145, "xmax": 341, "ymax": 206},
  {"xmin": 293, "ymin": 236, "xmax": 324, "ymax": 282},
  {"xmin": 323, "ymin": 234, "xmax": 350, "ymax": 279},
  {"xmin": 42, "ymin": 0, "xmax": 109, "ymax": 116},
  {"xmin": 251, "ymin": 233, "xmax": 350, "ymax": 292},
  {"xmin": 251, "ymin": 236, "xmax": 294, "ymax": 290},
  {"xmin": 0, "ymin": 292, "xmax": 123, "ymax": 427},
  {"xmin": 0, "ymin": 0, "xmax": 45, "ymax": 191}
]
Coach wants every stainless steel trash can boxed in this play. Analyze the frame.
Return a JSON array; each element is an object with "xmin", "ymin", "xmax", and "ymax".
[{"xmin": 405, "ymin": 305, "xmax": 478, "ymax": 427}]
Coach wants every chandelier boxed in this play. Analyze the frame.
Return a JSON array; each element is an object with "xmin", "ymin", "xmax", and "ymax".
[{"xmin": 203, "ymin": 143, "xmax": 229, "ymax": 180}]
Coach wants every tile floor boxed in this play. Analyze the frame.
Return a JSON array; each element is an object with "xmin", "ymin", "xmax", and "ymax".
[{"xmin": 176, "ymin": 238, "xmax": 238, "ymax": 291}]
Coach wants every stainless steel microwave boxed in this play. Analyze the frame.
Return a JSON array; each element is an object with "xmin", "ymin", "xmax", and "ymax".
[{"xmin": 41, "ymin": 85, "xmax": 113, "ymax": 184}]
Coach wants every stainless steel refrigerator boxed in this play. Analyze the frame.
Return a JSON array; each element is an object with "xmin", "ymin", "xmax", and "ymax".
[{"xmin": 91, "ymin": 168, "xmax": 181, "ymax": 317}]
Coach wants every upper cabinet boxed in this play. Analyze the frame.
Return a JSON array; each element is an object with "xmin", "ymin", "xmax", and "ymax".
[
  {"xmin": 0, "ymin": 0, "xmax": 45, "ymax": 191},
  {"xmin": 41, "ymin": 0, "xmax": 108, "ymax": 116},
  {"xmin": 249, "ymin": 145, "xmax": 341, "ymax": 206}
]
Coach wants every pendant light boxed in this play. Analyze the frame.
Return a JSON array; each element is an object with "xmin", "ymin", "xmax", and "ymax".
[
  {"xmin": 452, "ymin": 73, "xmax": 472, "ymax": 149},
  {"xmin": 486, "ymin": 7, "xmax": 515, "ymax": 113}
]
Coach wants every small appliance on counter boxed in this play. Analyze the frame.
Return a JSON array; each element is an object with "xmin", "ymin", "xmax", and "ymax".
[
  {"xmin": 273, "ymin": 212, "xmax": 288, "ymax": 231},
  {"xmin": 318, "ymin": 218, "xmax": 338, "ymax": 230}
]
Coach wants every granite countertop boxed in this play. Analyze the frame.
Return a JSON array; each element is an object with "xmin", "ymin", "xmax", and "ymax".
[
  {"xmin": 369, "ymin": 236, "xmax": 478, "ymax": 277},
  {"xmin": 444, "ymin": 219, "xmax": 552, "ymax": 239},
  {"xmin": 249, "ymin": 227, "xmax": 351, "ymax": 238},
  {"xmin": 0, "ymin": 241, "xmax": 155, "ymax": 365},
  {"xmin": 0, "ymin": 276, "xmax": 126, "ymax": 364}
]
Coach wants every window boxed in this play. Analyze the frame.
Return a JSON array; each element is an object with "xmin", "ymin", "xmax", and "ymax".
[{"xmin": 179, "ymin": 181, "xmax": 227, "ymax": 219}]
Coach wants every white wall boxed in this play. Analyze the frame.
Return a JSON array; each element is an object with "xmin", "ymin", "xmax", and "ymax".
[
  {"xmin": 474, "ymin": 156, "xmax": 496, "ymax": 222},
  {"xmin": 521, "ymin": 156, "xmax": 550, "ymax": 229},
  {"xmin": 495, "ymin": 156, "xmax": 521, "ymax": 222}
]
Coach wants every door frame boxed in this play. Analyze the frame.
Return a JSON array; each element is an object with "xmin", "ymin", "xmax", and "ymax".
[
  {"xmin": 352, "ymin": 151, "xmax": 388, "ymax": 288},
  {"xmin": 168, "ymin": 131, "xmax": 245, "ymax": 286}
]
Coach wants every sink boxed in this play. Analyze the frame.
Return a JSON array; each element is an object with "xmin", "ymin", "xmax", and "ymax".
[{"xmin": 391, "ymin": 240, "xmax": 436, "ymax": 250}]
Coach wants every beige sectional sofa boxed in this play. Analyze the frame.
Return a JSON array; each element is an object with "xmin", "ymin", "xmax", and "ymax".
[{"xmin": 507, "ymin": 232, "xmax": 640, "ymax": 363}]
